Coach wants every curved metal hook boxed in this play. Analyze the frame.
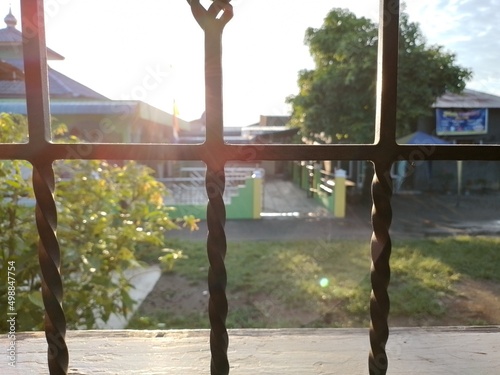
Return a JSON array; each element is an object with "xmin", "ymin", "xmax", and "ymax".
[{"xmin": 187, "ymin": 0, "xmax": 233, "ymax": 31}]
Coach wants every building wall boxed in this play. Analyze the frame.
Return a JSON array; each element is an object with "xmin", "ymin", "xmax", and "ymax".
[
  {"xmin": 410, "ymin": 160, "xmax": 500, "ymax": 193},
  {"xmin": 487, "ymin": 109, "xmax": 500, "ymax": 143},
  {"xmin": 410, "ymin": 108, "xmax": 500, "ymax": 193}
]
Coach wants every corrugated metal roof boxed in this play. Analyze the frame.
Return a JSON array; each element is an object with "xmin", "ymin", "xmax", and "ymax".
[
  {"xmin": 0, "ymin": 25, "xmax": 19, "ymax": 43},
  {"xmin": 433, "ymin": 89, "xmax": 500, "ymax": 109},
  {"xmin": 0, "ymin": 80, "xmax": 25, "ymax": 96},
  {"xmin": 0, "ymin": 60, "xmax": 108, "ymax": 100},
  {"xmin": 0, "ymin": 21, "xmax": 64, "ymax": 60}
]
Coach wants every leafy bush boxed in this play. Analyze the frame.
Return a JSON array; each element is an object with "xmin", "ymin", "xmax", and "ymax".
[{"xmin": 0, "ymin": 114, "xmax": 197, "ymax": 331}]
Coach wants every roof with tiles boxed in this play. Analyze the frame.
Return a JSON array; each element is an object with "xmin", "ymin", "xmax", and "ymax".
[
  {"xmin": 0, "ymin": 8, "xmax": 64, "ymax": 60},
  {"xmin": 0, "ymin": 60, "xmax": 108, "ymax": 99},
  {"xmin": 434, "ymin": 89, "xmax": 500, "ymax": 109}
]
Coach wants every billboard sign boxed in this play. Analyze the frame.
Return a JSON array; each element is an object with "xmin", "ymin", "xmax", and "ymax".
[{"xmin": 436, "ymin": 108, "xmax": 488, "ymax": 135}]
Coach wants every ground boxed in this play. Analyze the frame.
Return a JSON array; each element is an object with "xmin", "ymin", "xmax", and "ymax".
[
  {"xmin": 138, "ymin": 273, "xmax": 500, "ymax": 329},
  {"xmin": 137, "ymin": 192, "xmax": 500, "ymax": 328}
]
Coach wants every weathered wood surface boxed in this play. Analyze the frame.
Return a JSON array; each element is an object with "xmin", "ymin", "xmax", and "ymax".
[{"xmin": 5, "ymin": 327, "xmax": 500, "ymax": 374}]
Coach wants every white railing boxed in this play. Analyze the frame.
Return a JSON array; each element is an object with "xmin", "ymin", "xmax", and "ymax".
[{"xmin": 159, "ymin": 167, "xmax": 264, "ymax": 206}]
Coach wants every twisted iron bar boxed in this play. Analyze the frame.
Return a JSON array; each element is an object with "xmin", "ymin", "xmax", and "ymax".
[
  {"xmin": 33, "ymin": 162, "xmax": 68, "ymax": 375},
  {"xmin": 20, "ymin": 1, "xmax": 68, "ymax": 373},
  {"xmin": 369, "ymin": 161, "xmax": 392, "ymax": 375},
  {"xmin": 188, "ymin": 1, "xmax": 233, "ymax": 373},
  {"xmin": 206, "ymin": 166, "xmax": 229, "ymax": 374}
]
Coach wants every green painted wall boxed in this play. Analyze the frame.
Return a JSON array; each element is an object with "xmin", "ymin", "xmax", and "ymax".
[
  {"xmin": 315, "ymin": 188, "xmax": 334, "ymax": 212},
  {"xmin": 301, "ymin": 163, "xmax": 309, "ymax": 190},
  {"xmin": 292, "ymin": 163, "xmax": 346, "ymax": 217}
]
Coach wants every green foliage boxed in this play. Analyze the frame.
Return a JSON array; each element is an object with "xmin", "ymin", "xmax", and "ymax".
[
  {"xmin": 0, "ymin": 114, "xmax": 197, "ymax": 331},
  {"xmin": 0, "ymin": 113, "xmax": 28, "ymax": 142},
  {"xmin": 158, "ymin": 248, "xmax": 188, "ymax": 273},
  {"xmin": 287, "ymin": 8, "xmax": 472, "ymax": 143}
]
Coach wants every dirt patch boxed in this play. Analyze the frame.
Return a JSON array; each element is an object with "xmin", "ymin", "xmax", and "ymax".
[
  {"xmin": 446, "ymin": 278, "xmax": 500, "ymax": 325},
  {"xmin": 246, "ymin": 293, "xmax": 319, "ymax": 326},
  {"xmin": 388, "ymin": 277, "xmax": 500, "ymax": 327},
  {"xmin": 137, "ymin": 273, "xmax": 319, "ymax": 327},
  {"xmin": 137, "ymin": 273, "xmax": 500, "ymax": 328},
  {"xmin": 138, "ymin": 273, "xmax": 209, "ymax": 317}
]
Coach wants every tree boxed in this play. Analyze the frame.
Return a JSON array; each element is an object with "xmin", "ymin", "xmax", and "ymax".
[
  {"xmin": 0, "ymin": 113, "xmax": 197, "ymax": 331},
  {"xmin": 287, "ymin": 8, "xmax": 472, "ymax": 143}
]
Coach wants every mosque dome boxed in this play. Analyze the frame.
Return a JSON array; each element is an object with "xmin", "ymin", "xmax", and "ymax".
[{"xmin": 4, "ymin": 8, "xmax": 17, "ymax": 28}]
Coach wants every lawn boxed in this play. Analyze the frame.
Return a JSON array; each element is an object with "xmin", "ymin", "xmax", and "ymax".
[{"xmin": 129, "ymin": 236, "xmax": 500, "ymax": 329}]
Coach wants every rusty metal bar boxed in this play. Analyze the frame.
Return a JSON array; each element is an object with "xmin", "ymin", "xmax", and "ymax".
[
  {"xmin": 369, "ymin": 161, "xmax": 392, "ymax": 375},
  {"xmin": 21, "ymin": 2, "xmax": 51, "ymax": 144},
  {"xmin": 20, "ymin": 1, "xmax": 68, "ymax": 374},
  {"xmin": 368, "ymin": 0, "xmax": 400, "ymax": 373},
  {"xmin": 374, "ymin": 0, "xmax": 399, "ymax": 148},
  {"xmin": 33, "ymin": 163, "xmax": 68, "ymax": 375},
  {"xmin": 188, "ymin": 1, "xmax": 233, "ymax": 373},
  {"xmin": 2, "ymin": 142, "xmax": 500, "ymax": 163}
]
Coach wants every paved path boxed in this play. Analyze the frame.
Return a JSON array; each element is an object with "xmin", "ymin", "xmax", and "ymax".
[
  {"xmin": 261, "ymin": 177, "xmax": 333, "ymax": 218},
  {"xmin": 170, "ymin": 178, "xmax": 500, "ymax": 241}
]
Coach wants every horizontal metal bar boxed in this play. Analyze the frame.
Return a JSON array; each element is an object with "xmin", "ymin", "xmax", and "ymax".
[{"xmin": 1, "ymin": 143, "xmax": 500, "ymax": 162}]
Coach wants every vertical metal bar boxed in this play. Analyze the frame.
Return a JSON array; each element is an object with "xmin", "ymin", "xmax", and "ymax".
[
  {"xmin": 204, "ymin": 18, "xmax": 224, "ymax": 148},
  {"xmin": 21, "ymin": 1, "xmax": 68, "ymax": 374},
  {"xmin": 21, "ymin": 0, "xmax": 51, "ymax": 143},
  {"xmin": 206, "ymin": 165, "xmax": 228, "ymax": 375},
  {"xmin": 374, "ymin": 0, "xmax": 399, "ymax": 147},
  {"xmin": 369, "ymin": 0, "xmax": 399, "ymax": 374},
  {"xmin": 33, "ymin": 163, "xmax": 68, "ymax": 375},
  {"xmin": 188, "ymin": 2, "xmax": 233, "ymax": 374},
  {"xmin": 369, "ymin": 161, "xmax": 392, "ymax": 375}
]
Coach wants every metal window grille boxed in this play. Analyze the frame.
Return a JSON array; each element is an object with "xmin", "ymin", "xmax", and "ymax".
[{"xmin": 5, "ymin": 1, "xmax": 500, "ymax": 374}]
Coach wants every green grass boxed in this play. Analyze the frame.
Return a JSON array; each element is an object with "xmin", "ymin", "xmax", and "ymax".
[{"xmin": 128, "ymin": 236, "xmax": 500, "ymax": 329}]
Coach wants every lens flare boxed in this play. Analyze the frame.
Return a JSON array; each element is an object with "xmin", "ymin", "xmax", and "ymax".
[{"xmin": 319, "ymin": 277, "xmax": 329, "ymax": 288}]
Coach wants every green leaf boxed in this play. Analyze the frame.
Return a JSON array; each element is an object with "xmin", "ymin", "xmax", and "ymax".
[
  {"xmin": 28, "ymin": 291, "xmax": 44, "ymax": 309},
  {"xmin": 4, "ymin": 180, "xmax": 21, "ymax": 189}
]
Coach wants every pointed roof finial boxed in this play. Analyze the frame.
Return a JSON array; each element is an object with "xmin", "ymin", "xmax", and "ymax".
[{"xmin": 4, "ymin": 7, "xmax": 17, "ymax": 28}]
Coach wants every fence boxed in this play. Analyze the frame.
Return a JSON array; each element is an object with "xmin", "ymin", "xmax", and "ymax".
[
  {"xmin": 3, "ymin": 1, "xmax": 500, "ymax": 374},
  {"xmin": 160, "ymin": 167, "xmax": 264, "ymax": 219},
  {"xmin": 291, "ymin": 161, "xmax": 348, "ymax": 217}
]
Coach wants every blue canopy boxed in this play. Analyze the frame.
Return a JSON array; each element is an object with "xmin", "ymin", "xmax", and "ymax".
[
  {"xmin": 397, "ymin": 131, "xmax": 449, "ymax": 144},
  {"xmin": 394, "ymin": 131, "xmax": 454, "ymax": 194}
]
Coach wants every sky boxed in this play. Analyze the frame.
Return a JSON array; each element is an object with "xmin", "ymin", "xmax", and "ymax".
[{"xmin": 3, "ymin": 0, "xmax": 500, "ymax": 126}]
